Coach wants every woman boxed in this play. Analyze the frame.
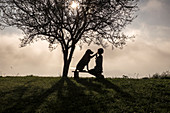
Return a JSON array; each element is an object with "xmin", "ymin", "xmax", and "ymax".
[{"xmin": 88, "ymin": 48, "xmax": 104, "ymax": 78}]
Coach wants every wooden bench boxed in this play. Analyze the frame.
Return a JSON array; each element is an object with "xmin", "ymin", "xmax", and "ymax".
[{"xmin": 72, "ymin": 70, "xmax": 104, "ymax": 79}]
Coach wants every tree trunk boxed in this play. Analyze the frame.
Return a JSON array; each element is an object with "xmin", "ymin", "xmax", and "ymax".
[
  {"xmin": 62, "ymin": 46, "xmax": 75, "ymax": 77},
  {"xmin": 62, "ymin": 59, "xmax": 70, "ymax": 77}
]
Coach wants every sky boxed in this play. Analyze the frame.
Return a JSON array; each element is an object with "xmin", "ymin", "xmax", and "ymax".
[{"xmin": 0, "ymin": 0, "xmax": 170, "ymax": 78}]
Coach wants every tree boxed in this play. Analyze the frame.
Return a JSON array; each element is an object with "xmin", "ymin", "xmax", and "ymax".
[{"xmin": 0, "ymin": 0, "xmax": 139, "ymax": 77}]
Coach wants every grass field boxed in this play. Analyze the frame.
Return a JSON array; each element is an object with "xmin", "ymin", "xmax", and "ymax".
[{"xmin": 0, "ymin": 76, "xmax": 170, "ymax": 113}]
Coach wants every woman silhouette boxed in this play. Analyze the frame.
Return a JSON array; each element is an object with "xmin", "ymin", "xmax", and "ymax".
[{"xmin": 88, "ymin": 48, "xmax": 104, "ymax": 78}]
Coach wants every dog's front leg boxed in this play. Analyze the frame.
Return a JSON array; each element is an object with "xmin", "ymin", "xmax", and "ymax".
[{"xmin": 86, "ymin": 64, "xmax": 89, "ymax": 71}]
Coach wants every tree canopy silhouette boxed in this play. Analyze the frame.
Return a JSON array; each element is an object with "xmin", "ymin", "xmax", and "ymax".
[{"xmin": 0, "ymin": 0, "xmax": 139, "ymax": 77}]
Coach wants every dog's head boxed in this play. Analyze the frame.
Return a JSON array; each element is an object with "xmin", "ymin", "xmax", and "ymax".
[{"xmin": 86, "ymin": 49, "xmax": 94, "ymax": 54}]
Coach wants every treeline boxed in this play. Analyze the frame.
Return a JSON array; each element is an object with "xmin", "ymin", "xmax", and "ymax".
[{"xmin": 152, "ymin": 71, "xmax": 170, "ymax": 79}]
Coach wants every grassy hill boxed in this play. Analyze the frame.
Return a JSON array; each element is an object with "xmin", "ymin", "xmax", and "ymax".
[{"xmin": 0, "ymin": 77, "xmax": 170, "ymax": 113}]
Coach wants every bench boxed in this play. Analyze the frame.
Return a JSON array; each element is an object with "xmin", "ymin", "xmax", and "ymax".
[{"xmin": 72, "ymin": 70, "xmax": 104, "ymax": 79}]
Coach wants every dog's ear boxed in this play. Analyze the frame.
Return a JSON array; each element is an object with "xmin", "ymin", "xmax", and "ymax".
[{"xmin": 90, "ymin": 50, "xmax": 94, "ymax": 54}]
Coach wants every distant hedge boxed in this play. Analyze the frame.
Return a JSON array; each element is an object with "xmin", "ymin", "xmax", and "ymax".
[{"xmin": 152, "ymin": 71, "xmax": 170, "ymax": 79}]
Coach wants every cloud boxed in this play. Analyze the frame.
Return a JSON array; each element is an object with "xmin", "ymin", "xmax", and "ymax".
[
  {"xmin": 102, "ymin": 36, "xmax": 170, "ymax": 78},
  {"xmin": 0, "ymin": 27, "xmax": 22, "ymax": 37},
  {"xmin": 142, "ymin": 0, "xmax": 163, "ymax": 11},
  {"xmin": 138, "ymin": 0, "xmax": 170, "ymax": 27},
  {"xmin": 0, "ymin": 31, "xmax": 63, "ymax": 76},
  {"xmin": 103, "ymin": 5, "xmax": 170, "ymax": 77}
]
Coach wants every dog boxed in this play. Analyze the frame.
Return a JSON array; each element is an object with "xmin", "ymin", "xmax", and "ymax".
[{"xmin": 76, "ymin": 49, "xmax": 94, "ymax": 72}]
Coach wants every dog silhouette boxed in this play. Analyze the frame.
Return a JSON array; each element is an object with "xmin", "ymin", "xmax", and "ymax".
[{"xmin": 76, "ymin": 49, "xmax": 94, "ymax": 72}]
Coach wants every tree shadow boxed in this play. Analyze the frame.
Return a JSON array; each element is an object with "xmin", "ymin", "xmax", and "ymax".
[
  {"xmin": 30, "ymin": 77, "xmax": 65, "ymax": 112},
  {"xmin": 56, "ymin": 78, "xmax": 101, "ymax": 113},
  {"xmin": 97, "ymin": 78, "xmax": 134, "ymax": 101},
  {"xmin": 75, "ymin": 78, "xmax": 106, "ymax": 94},
  {"xmin": 76, "ymin": 78, "xmax": 134, "ymax": 101},
  {"xmin": 2, "ymin": 77, "xmax": 100, "ymax": 113},
  {"xmin": 2, "ymin": 78, "xmax": 64, "ymax": 113},
  {"xmin": 1, "ymin": 78, "xmax": 38, "ymax": 113},
  {"xmin": 1, "ymin": 77, "xmax": 134, "ymax": 113}
]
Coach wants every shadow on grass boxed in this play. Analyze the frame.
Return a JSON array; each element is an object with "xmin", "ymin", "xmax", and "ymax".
[
  {"xmin": 59, "ymin": 78, "xmax": 100, "ymax": 113},
  {"xmin": 76, "ymin": 78, "xmax": 133, "ymax": 100},
  {"xmin": 2, "ymin": 78, "xmax": 99, "ymax": 113},
  {"xmin": 97, "ymin": 79, "xmax": 133, "ymax": 100},
  {"xmin": 34, "ymin": 78, "xmax": 101, "ymax": 113},
  {"xmin": 1, "ymin": 77, "xmax": 133, "ymax": 113},
  {"xmin": 1, "ymin": 78, "xmax": 64, "ymax": 113},
  {"xmin": 75, "ymin": 78, "xmax": 105, "ymax": 94},
  {"xmin": 1, "ymin": 78, "xmax": 39, "ymax": 113}
]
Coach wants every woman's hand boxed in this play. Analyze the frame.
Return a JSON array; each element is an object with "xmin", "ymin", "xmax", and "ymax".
[{"xmin": 91, "ymin": 53, "xmax": 98, "ymax": 58}]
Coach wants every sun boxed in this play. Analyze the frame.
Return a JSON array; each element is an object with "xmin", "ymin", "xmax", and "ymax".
[{"xmin": 70, "ymin": 1, "xmax": 79, "ymax": 9}]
